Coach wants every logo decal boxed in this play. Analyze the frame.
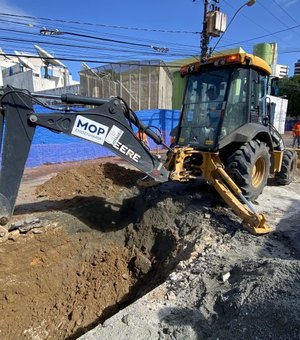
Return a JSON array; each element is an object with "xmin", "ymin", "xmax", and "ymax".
[
  {"xmin": 105, "ymin": 125, "xmax": 124, "ymax": 145},
  {"xmin": 72, "ymin": 116, "xmax": 109, "ymax": 145},
  {"xmin": 113, "ymin": 141, "xmax": 141, "ymax": 163}
]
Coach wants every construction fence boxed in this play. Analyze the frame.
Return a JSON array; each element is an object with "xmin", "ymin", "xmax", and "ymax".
[{"xmin": 79, "ymin": 60, "xmax": 173, "ymax": 111}]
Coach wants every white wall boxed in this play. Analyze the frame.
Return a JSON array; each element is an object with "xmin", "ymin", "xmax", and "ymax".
[
  {"xmin": 158, "ymin": 67, "xmax": 172, "ymax": 109},
  {"xmin": 3, "ymin": 68, "xmax": 78, "ymax": 92}
]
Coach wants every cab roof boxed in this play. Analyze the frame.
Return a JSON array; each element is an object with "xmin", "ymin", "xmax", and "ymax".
[{"xmin": 180, "ymin": 52, "xmax": 272, "ymax": 76}]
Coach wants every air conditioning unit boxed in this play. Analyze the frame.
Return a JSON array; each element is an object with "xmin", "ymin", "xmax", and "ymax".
[{"xmin": 206, "ymin": 11, "xmax": 227, "ymax": 37}]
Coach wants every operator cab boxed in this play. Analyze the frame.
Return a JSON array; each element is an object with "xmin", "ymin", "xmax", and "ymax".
[{"xmin": 177, "ymin": 53, "xmax": 271, "ymax": 151}]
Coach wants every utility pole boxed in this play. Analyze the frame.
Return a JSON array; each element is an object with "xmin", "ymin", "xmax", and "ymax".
[
  {"xmin": 197, "ymin": 0, "xmax": 256, "ymax": 62},
  {"xmin": 201, "ymin": 0, "xmax": 210, "ymax": 62},
  {"xmin": 199, "ymin": 0, "xmax": 223, "ymax": 62}
]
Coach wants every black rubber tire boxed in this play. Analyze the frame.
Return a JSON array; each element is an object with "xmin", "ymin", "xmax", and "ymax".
[
  {"xmin": 226, "ymin": 140, "xmax": 271, "ymax": 201},
  {"xmin": 275, "ymin": 150, "xmax": 297, "ymax": 185}
]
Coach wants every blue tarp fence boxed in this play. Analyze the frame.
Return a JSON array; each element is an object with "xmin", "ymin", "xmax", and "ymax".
[
  {"xmin": 285, "ymin": 119, "xmax": 299, "ymax": 132},
  {"xmin": 26, "ymin": 106, "xmax": 180, "ymax": 168}
]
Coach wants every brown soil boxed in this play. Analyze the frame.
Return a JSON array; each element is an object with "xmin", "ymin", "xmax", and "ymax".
[
  {"xmin": 0, "ymin": 229, "xmax": 132, "ymax": 339},
  {"xmin": 0, "ymin": 159, "xmax": 170, "ymax": 339},
  {"xmin": 35, "ymin": 161, "xmax": 142, "ymax": 200}
]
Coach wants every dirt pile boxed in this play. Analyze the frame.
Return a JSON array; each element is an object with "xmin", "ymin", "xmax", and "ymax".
[{"xmin": 35, "ymin": 162, "xmax": 143, "ymax": 200}]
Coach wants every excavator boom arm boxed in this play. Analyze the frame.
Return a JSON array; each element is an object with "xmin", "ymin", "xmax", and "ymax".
[{"xmin": 0, "ymin": 86, "xmax": 169, "ymax": 224}]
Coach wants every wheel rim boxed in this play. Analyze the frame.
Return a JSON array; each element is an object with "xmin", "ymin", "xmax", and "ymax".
[{"xmin": 252, "ymin": 157, "xmax": 265, "ymax": 188}]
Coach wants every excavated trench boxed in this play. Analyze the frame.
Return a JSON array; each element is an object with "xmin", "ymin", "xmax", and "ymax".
[{"xmin": 0, "ymin": 161, "xmax": 234, "ymax": 339}]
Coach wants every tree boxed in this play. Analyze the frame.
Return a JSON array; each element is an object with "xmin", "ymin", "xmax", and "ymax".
[{"xmin": 278, "ymin": 75, "xmax": 300, "ymax": 117}]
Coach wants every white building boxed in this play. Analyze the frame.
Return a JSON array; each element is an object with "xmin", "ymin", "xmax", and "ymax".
[
  {"xmin": 0, "ymin": 45, "xmax": 78, "ymax": 92},
  {"xmin": 275, "ymin": 64, "xmax": 289, "ymax": 78}
]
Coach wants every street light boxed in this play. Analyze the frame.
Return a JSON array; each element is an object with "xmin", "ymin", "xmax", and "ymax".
[
  {"xmin": 246, "ymin": 0, "xmax": 256, "ymax": 6},
  {"xmin": 209, "ymin": 0, "xmax": 256, "ymax": 57}
]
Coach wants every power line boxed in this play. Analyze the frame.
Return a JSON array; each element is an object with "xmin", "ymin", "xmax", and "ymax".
[
  {"xmin": 0, "ymin": 14, "xmax": 204, "ymax": 59},
  {"xmin": 222, "ymin": 0, "xmax": 296, "ymax": 50},
  {"xmin": 257, "ymin": 0, "xmax": 290, "ymax": 29},
  {"xmin": 3, "ymin": 22, "xmax": 300, "ymax": 63},
  {"xmin": 0, "ymin": 16, "xmax": 167, "ymax": 49},
  {"xmin": 257, "ymin": 0, "xmax": 300, "ymax": 40},
  {"xmin": 0, "ymin": 12, "xmax": 200, "ymax": 35},
  {"xmin": 0, "ymin": 39, "xmax": 199, "ymax": 61},
  {"xmin": 0, "ymin": 18, "xmax": 202, "ymax": 55},
  {"xmin": 2, "ymin": 53, "xmax": 186, "ymax": 68},
  {"xmin": 272, "ymin": 0, "xmax": 299, "ymax": 25},
  {"xmin": 216, "ymin": 23, "xmax": 300, "ymax": 51},
  {"xmin": 0, "ymin": 40, "xmax": 196, "ymax": 61}
]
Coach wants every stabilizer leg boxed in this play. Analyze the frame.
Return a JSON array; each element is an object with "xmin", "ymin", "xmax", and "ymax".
[
  {"xmin": 167, "ymin": 147, "xmax": 272, "ymax": 235},
  {"xmin": 210, "ymin": 163, "xmax": 272, "ymax": 235}
]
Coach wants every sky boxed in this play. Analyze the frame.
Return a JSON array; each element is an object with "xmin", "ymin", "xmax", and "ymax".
[{"xmin": 1, "ymin": 0, "xmax": 300, "ymax": 80}]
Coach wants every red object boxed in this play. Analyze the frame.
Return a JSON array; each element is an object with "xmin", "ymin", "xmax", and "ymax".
[{"xmin": 292, "ymin": 122, "xmax": 300, "ymax": 136}]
